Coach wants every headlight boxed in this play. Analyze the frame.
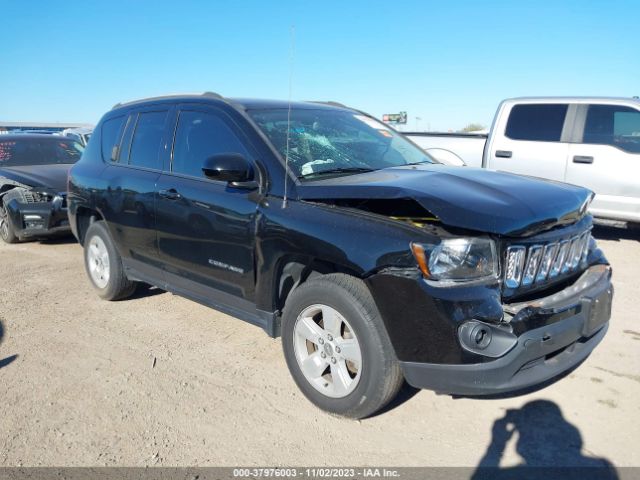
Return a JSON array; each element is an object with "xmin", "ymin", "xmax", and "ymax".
[{"xmin": 411, "ymin": 237, "xmax": 498, "ymax": 283}]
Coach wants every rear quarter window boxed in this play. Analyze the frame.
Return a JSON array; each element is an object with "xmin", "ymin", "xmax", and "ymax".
[
  {"xmin": 101, "ymin": 115, "xmax": 125, "ymax": 162},
  {"xmin": 505, "ymin": 104, "xmax": 568, "ymax": 142}
]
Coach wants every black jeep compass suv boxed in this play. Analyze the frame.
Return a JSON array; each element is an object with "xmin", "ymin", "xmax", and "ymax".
[{"xmin": 68, "ymin": 93, "xmax": 612, "ymax": 418}]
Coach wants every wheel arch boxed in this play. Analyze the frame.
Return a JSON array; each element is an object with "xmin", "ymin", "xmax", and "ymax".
[
  {"xmin": 272, "ymin": 255, "xmax": 366, "ymax": 317},
  {"xmin": 74, "ymin": 206, "xmax": 105, "ymax": 245},
  {"xmin": 0, "ymin": 180, "xmax": 30, "ymax": 201}
]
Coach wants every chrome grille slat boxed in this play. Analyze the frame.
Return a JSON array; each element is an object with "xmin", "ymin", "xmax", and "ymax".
[
  {"xmin": 536, "ymin": 242, "xmax": 558, "ymax": 282},
  {"xmin": 521, "ymin": 245, "xmax": 543, "ymax": 286},
  {"xmin": 504, "ymin": 246, "xmax": 526, "ymax": 289},
  {"xmin": 550, "ymin": 240, "xmax": 570, "ymax": 278},
  {"xmin": 504, "ymin": 230, "xmax": 592, "ymax": 290}
]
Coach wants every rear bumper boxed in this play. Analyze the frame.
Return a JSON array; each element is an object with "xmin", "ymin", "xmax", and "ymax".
[
  {"xmin": 5, "ymin": 197, "xmax": 70, "ymax": 239},
  {"xmin": 400, "ymin": 265, "xmax": 613, "ymax": 395}
]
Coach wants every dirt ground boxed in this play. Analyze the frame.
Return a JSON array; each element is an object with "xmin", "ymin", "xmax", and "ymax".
[{"xmin": 0, "ymin": 225, "xmax": 638, "ymax": 469}]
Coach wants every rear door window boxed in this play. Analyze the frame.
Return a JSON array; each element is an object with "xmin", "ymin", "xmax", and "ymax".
[
  {"xmin": 583, "ymin": 104, "xmax": 640, "ymax": 154},
  {"xmin": 100, "ymin": 115, "xmax": 125, "ymax": 162},
  {"xmin": 127, "ymin": 110, "xmax": 168, "ymax": 170},
  {"xmin": 505, "ymin": 104, "xmax": 568, "ymax": 142}
]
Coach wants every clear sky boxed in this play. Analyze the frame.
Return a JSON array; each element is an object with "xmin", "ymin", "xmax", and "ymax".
[{"xmin": 1, "ymin": 0, "xmax": 637, "ymax": 131}]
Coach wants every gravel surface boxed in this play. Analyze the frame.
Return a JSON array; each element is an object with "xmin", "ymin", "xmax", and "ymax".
[{"xmin": 0, "ymin": 225, "xmax": 638, "ymax": 468}]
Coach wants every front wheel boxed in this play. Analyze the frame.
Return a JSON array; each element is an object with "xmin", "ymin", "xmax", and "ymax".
[
  {"xmin": 83, "ymin": 221, "xmax": 137, "ymax": 300},
  {"xmin": 0, "ymin": 190, "xmax": 23, "ymax": 244},
  {"xmin": 281, "ymin": 273, "xmax": 403, "ymax": 419}
]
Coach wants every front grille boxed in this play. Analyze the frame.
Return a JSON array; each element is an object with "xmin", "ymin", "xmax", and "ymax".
[
  {"xmin": 504, "ymin": 229, "xmax": 591, "ymax": 291},
  {"xmin": 22, "ymin": 190, "xmax": 45, "ymax": 203}
]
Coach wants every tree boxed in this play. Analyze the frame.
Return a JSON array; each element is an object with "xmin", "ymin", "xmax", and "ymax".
[{"xmin": 461, "ymin": 123, "xmax": 486, "ymax": 132}]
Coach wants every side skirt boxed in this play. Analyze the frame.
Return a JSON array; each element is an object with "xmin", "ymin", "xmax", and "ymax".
[{"xmin": 122, "ymin": 258, "xmax": 279, "ymax": 337}]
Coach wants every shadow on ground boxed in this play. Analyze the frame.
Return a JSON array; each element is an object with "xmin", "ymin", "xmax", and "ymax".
[
  {"xmin": 0, "ymin": 319, "xmax": 18, "ymax": 370},
  {"xmin": 129, "ymin": 284, "xmax": 167, "ymax": 300},
  {"xmin": 38, "ymin": 234, "xmax": 78, "ymax": 246},
  {"xmin": 592, "ymin": 223, "xmax": 640, "ymax": 242},
  {"xmin": 368, "ymin": 381, "xmax": 421, "ymax": 418},
  {"xmin": 471, "ymin": 400, "xmax": 618, "ymax": 479}
]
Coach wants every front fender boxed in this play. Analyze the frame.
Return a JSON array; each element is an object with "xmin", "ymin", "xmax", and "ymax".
[{"xmin": 253, "ymin": 198, "xmax": 439, "ymax": 312}]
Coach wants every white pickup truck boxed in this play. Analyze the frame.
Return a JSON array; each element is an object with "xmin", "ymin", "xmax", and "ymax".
[{"xmin": 407, "ymin": 97, "xmax": 640, "ymax": 225}]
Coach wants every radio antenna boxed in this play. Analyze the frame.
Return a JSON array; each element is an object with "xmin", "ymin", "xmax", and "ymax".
[{"xmin": 282, "ymin": 25, "xmax": 295, "ymax": 209}]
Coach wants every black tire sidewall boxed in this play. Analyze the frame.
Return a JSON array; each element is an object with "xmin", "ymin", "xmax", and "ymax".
[
  {"xmin": 0, "ymin": 194, "xmax": 21, "ymax": 244},
  {"xmin": 282, "ymin": 276, "xmax": 393, "ymax": 418},
  {"xmin": 0, "ymin": 204, "xmax": 18, "ymax": 243},
  {"xmin": 83, "ymin": 221, "xmax": 131, "ymax": 300}
]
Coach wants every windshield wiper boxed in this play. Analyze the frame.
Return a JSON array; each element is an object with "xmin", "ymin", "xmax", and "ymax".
[
  {"xmin": 403, "ymin": 160, "xmax": 433, "ymax": 166},
  {"xmin": 299, "ymin": 167, "xmax": 375, "ymax": 179}
]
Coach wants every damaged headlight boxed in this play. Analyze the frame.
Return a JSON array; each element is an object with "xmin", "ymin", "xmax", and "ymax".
[{"xmin": 411, "ymin": 237, "xmax": 498, "ymax": 284}]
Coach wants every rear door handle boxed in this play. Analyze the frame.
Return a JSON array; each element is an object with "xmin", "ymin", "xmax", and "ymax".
[
  {"xmin": 573, "ymin": 155, "xmax": 594, "ymax": 164},
  {"xmin": 158, "ymin": 188, "xmax": 182, "ymax": 200},
  {"xmin": 495, "ymin": 150, "xmax": 512, "ymax": 158}
]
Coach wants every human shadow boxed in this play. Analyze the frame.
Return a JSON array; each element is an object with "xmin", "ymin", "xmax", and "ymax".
[
  {"xmin": 0, "ymin": 354, "xmax": 18, "ymax": 369},
  {"xmin": 0, "ymin": 319, "xmax": 18, "ymax": 370},
  {"xmin": 471, "ymin": 400, "xmax": 618, "ymax": 480}
]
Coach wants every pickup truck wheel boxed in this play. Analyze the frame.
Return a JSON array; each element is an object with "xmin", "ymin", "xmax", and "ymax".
[
  {"xmin": 282, "ymin": 273, "xmax": 403, "ymax": 419},
  {"xmin": 0, "ymin": 189, "xmax": 28, "ymax": 244},
  {"xmin": 83, "ymin": 221, "xmax": 137, "ymax": 300}
]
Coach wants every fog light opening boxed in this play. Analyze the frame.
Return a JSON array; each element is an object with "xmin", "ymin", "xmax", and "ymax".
[
  {"xmin": 458, "ymin": 320, "xmax": 518, "ymax": 358},
  {"xmin": 471, "ymin": 324, "xmax": 492, "ymax": 349}
]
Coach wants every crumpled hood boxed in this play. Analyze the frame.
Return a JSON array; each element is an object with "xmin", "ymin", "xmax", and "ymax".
[
  {"xmin": 0, "ymin": 164, "xmax": 71, "ymax": 192},
  {"xmin": 296, "ymin": 165, "xmax": 593, "ymax": 236}
]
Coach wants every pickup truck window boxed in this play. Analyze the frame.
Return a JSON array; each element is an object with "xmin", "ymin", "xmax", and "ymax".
[
  {"xmin": 249, "ymin": 108, "xmax": 435, "ymax": 179},
  {"xmin": 171, "ymin": 110, "xmax": 250, "ymax": 177},
  {"xmin": 584, "ymin": 104, "xmax": 640, "ymax": 154},
  {"xmin": 127, "ymin": 110, "xmax": 167, "ymax": 170},
  {"xmin": 505, "ymin": 104, "xmax": 568, "ymax": 142}
]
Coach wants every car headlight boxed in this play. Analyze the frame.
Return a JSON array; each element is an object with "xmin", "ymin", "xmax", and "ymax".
[{"xmin": 411, "ymin": 237, "xmax": 498, "ymax": 284}]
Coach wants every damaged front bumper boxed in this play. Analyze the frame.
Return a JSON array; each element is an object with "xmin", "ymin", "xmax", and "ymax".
[
  {"xmin": 4, "ymin": 193, "xmax": 70, "ymax": 239},
  {"xmin": 367, "ymin": 264, "xmax": 612, "ymax": 396}
]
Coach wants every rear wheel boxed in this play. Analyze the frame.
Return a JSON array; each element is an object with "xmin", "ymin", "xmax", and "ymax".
[
  {"xmin": 84, "ymin": 221, "xmax": 137, "ymax": 300},
  {"xmin": 0, "ymin": 190, "xmax": 23, "ymax": 244},
  {"xmin": 281, "ymin": 273, "xmax": 403, "ymax": 419}
]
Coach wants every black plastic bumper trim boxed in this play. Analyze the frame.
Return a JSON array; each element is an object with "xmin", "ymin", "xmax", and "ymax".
[{"xmin": 400, "ymin": 321, "xmax": 607, "ymax": 395}]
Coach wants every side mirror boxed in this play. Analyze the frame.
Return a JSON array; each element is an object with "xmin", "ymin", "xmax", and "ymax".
[{"xmin": 202, "ymin": 153, "xmax": 257, "ymax": 189}]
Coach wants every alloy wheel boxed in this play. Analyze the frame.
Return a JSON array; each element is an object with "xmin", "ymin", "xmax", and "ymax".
[
  {"xmin": 293, "ymin": 304, "xmax": 363, "ymax": 398},
  {"xmin": 87, "ymin": 235, "xmax": 110, "ymax": 288}
]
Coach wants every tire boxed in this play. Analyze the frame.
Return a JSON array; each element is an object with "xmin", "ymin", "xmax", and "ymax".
[
  {"xmin": 83, "ymin": 220, "xmax": 137, "ymax": 300},
  {"xmin": 0, "ymin": 190, "xmax": 24, "ymax": 244},
  {"xmin": 628, "ymin": 222, "xmax": 640, "ymax": 232},
  {"xmin": 281, "ymin": 273, "xmax": 403, "ymax": 419}
]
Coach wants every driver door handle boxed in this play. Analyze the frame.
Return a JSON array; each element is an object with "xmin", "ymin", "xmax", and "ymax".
[
  {"xmin": 495, "ymin": 150, "xmax": 512, "ymax": 158},
  {"xmin": 158, "ymin": 188, "xmax": 182, "ymax": 200},
  {"xmin": 573, "ymin": 155, "xmax": 594, "ymax": 164}
]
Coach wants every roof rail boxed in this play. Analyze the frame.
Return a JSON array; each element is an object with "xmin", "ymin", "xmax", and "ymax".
[
  {"xmin": 309, "ymin": 100, "xmax": 350, "ymax": 109},
  {"xmin": 112, "ymin": 91, "xmax": 224, "ymax": 110}
]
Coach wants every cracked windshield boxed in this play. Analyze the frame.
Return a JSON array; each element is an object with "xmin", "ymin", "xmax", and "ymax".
[{"xmin": 249, "ymin": 108, "xmax": 436, "ymax": 180}]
